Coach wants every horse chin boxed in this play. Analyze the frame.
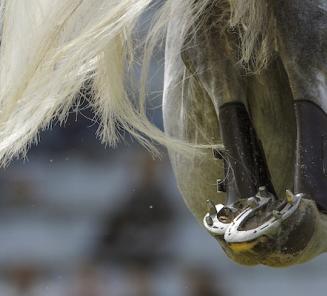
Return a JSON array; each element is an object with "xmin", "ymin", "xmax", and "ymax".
[{"xmin": 215, "ymin": 199, "xmax": 326, "ymax": 267}]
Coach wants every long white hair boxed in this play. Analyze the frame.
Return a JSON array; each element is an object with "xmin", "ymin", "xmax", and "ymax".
[{"xmin": 0, "ymin": 0, "xmax": 272, "ymax": 165}]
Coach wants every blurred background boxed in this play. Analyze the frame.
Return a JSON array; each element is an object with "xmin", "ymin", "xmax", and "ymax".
[{"xmin": 1, "ymin": 11, "xmax": 327, "ymax": 296}]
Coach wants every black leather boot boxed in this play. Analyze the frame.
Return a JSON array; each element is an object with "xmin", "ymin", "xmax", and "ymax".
[
  {"xmin": 218, "ymin": 102, "xmax": 274, "ymax": 199},
  {"xmin": 294, "ymin": 100, "xmax": 327, "ymax": 212}
]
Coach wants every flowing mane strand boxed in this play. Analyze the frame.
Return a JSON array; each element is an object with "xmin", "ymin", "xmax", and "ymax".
[{"xmin": 0, "ymin": 0, "xmax": 272, "ymax": 165}]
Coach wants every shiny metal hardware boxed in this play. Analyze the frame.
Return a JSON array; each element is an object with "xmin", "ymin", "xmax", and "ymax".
[{"xmin": 203, "ymin": 189, "xmax": 302, "ymax": 243}]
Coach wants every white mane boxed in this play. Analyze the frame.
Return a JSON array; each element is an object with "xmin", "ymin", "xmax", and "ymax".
[{"xmin": 0, "ymin": 0, "xmax": 271, "ymax": 165}]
